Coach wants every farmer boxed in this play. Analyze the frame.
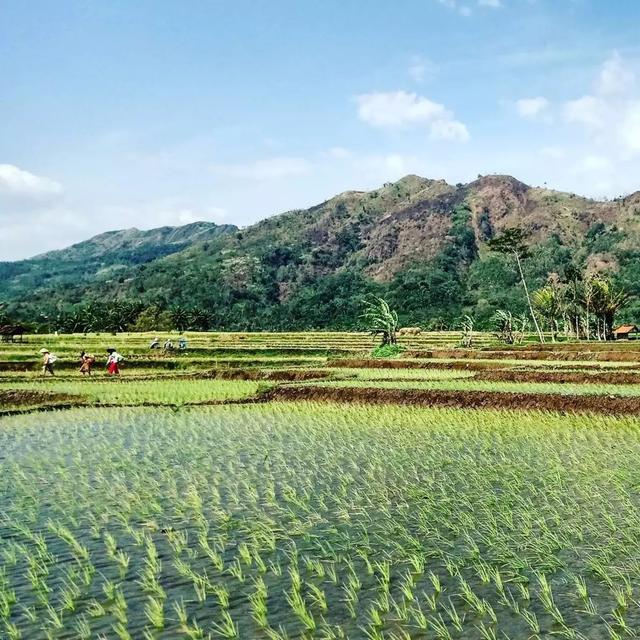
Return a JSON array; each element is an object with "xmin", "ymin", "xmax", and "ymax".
[
  {"xmin": 40, "ymin": 348, "xmax": 56, "ymax": 375},
  {"xmin": 149, "ymin": 336, "xmax": 160, "ymax": 349},
  {"xmin": 106, "ymin": 348, "xmax": 123, "ymax": 375},
  {"xmin": 178, "ymin": 336, "xmax": 187, "ymax": 350},
  {"xmin": 163, "ymin": 338, "xmax": 174, "ymax": 352},
  {"xmin": 79, "ymin": 352, "xmax": 96, "ymax": 376}
]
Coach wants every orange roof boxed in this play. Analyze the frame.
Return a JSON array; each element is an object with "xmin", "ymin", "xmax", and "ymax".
[{"xmin": 614, "ymin": 324, "xmax": 639, "ymax": 333}]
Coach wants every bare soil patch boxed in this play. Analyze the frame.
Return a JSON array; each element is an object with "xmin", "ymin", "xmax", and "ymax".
[
  {"xmin": 263, "ymin": 385, "xmax": 640, "ymax": 414},
  {"xmin": 474, "ymin": 369, "xmax": 640, "ymax": 385},
  {"xmin": 0, "ymin": 389, "xmax": 81, "ymax": 408}
]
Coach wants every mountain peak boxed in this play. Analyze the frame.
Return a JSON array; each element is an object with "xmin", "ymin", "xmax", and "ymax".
[{"xmin": 468, "ymin": 174, "xmax": 530, "ymax": 192}]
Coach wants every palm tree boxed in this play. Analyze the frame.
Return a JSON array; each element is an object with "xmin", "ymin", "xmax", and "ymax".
[
  {"xmin": 532, "ymin": 284, "xmax": 564, "ymax": 342},
  {"xmin": 361, "ymin": 296, "xmax": 399, "ymax": 346},
  {"xmin": 588, "ymin": 277, "xmax": 631, "ymax": 340}
]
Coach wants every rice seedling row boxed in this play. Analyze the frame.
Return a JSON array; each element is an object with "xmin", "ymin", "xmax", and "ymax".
[{"xmin": 3, "ymin": 403, "xmax": 640, "ymax": 638}]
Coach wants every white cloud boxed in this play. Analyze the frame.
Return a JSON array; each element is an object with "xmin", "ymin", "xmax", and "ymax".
[
  {"xmin": 356, "ymin": 91, "xmax": 469, "ymax": 141},
  {"xmin": 598, "ymin": 51, "xmax": 635, "ymax": 95},
  {"xmin": 436, "ymin": 0, "xmax": 472, "ymax": 16},
  {"xmin": 0, "ymin": 164, "xmax": 63, "ymax": 201},
  {"xmin": 357, "ymin": 91, "xmax": 444, "ymax": 127},
  {"xmin": 430, "ymin": 118, "xmax": 470, "ymax": 141},
  {"xmin": 436, "ymin": 0, "xmax": 502, "ymax": 14},
  {"xmin": 562, "ymin": 54, "xmax": 640, "ymax": 158},
  {"xmin": 564, "ymin": 95, "xmax": 606, "ymax": 129},
  {"xmin": 515, "ymin": 96, "xmax": 550, "ymax": 120},
  {"xmin": 212, "ymin": 156, "xmax": 311, "ymax": 180}
]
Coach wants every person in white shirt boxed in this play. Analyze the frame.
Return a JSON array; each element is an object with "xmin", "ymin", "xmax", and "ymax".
[{"xmin": 106, "ymin": 348, "xmax": 123, "ymax": 375}]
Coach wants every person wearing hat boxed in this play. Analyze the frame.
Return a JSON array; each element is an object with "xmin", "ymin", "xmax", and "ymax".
[
  {"xmin": 79, "ymin": 351, "xmax": 96, "ymax": 376},
  {"xmin": 40, "ymin": 348, "xmax": 56, "ymax": 376},
  {"xmin": 106, "ymin": 348, "xmax": 123, "ymax": 375}
]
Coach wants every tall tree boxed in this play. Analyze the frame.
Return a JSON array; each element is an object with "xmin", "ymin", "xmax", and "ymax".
[{"xmin": 488, "ymin": 228, "xmax": 545, "ymax": 343}]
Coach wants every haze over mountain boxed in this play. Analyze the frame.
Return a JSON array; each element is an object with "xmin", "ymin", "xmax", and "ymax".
[{"xmin": 2, "ymin": 174, "xmax": 639, "ymax": 331}]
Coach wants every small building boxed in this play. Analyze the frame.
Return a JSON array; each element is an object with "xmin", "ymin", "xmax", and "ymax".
[{"xmin": 613, "ymin": 324, "xmax": 640, "ymax": 340}]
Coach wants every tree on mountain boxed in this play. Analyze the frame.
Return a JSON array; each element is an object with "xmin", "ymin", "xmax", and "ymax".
[
  {"xmin": 488, "ymin": 228, "xmax": 545, "ymax": 343},
  {"xmin": 588, "ymin": 276, "xmax": 631, "ymax": 340},
  {"xmin": 361, "ymin": 296, "xmax": 398, "ymax": 346}
]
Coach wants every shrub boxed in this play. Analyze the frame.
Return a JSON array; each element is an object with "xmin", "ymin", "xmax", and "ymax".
[{"xmin": 371, "ymin": 344, "xmax": 404, "ymax": 358}]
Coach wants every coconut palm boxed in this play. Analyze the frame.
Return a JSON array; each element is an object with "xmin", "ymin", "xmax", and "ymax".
[
  {"xmin": 588, "ymin": 277, "xmax": 631, "ymax": 340},
  {"xmin": 532, "ymin": 284, "xmax": 565, "ymax": 342}
]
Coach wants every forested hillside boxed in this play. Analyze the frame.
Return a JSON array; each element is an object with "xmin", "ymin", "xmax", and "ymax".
[{"xmin": 2, "ymin": 175, "xmax": 640, "ymax": 332}]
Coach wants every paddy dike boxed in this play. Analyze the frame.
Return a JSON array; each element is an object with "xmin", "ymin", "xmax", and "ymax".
[
  {"xmin": 264, "ymin": 385, "xmax": 640, "ymax": 414},
  {"xmin": 330, "ymin": 359, "xmax": 640, "ymax": 379},
  {"xmin": 196, "ymin": 368, "xmax": 333, "ymax": 381},
  {"xmin": 406, "ymin": 349, "xmax": 640, "ymax": 362},
  {"xmin": 473, "ymin": 369, "xmax": 640, "ymax": 385},
  {"xmin": 0, "ymin": 389, "xmax": 82, "ymax": 409}
]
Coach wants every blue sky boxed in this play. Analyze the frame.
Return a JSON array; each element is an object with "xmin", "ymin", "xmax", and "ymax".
[{"xmin": 2, "ymin": 0, "xmax": 640, "ymax": 259}]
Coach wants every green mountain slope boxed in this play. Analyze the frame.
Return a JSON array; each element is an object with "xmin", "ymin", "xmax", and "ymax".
[
  {"xmin": 3, "ymin": 175, "xmax": 640, "ymax": 331},
  {"xmin": 0, "ymin": 221, "xmax": 237, "ymax": 310}
]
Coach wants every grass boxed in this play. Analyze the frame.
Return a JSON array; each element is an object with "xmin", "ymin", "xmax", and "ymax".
[{"xmin": 0, "ymin": 379, "xmax": 266, "ymax": 406}]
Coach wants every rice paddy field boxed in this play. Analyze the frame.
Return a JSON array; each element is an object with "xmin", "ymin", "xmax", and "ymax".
[{"xmin": 3, "ymin": 331, "xmax": 640, "ymax": 638}]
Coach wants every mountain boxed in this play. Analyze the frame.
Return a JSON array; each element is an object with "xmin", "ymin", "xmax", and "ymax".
[
  {"xmin": 0, "ymin": 221, "xmax": 237, "ymax": 308},
  {"xmin": 2, "ymin": 175, "xmax": 640, "ymax": 331}
]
